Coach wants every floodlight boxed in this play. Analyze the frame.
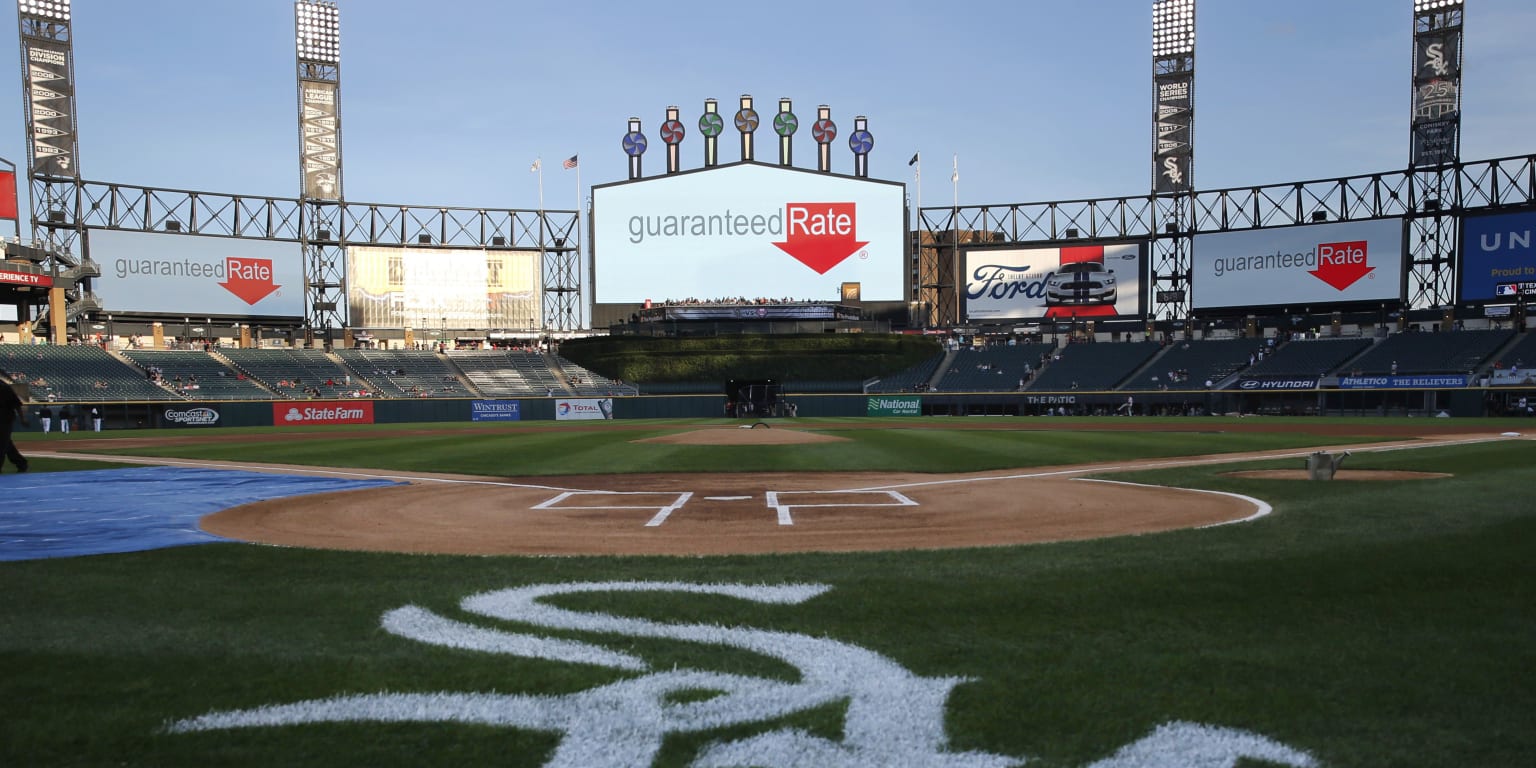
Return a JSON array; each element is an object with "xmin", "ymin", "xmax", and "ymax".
[
  {"xmin": 17, "ymin": 0, "xmax": 71, "ymax": 20},
  {"xmin": 295, "ymin": 0, "xmax": 340, "ymax": 64},
  {"xmin": 1151, "ymin": 0, "xmax": 1194, "ymax": 58},
  {"xmin": 1414, "ymin": 0, "xmax": 1463, "ymax": 12}
]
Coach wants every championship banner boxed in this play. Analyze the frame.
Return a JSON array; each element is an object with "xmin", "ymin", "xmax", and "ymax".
[
  {"xmin": 867, "ymin": 396, "xmax": 920, "ymax": 417},
  {"xmin": 22, "ymin": 39, "xmax": 77, "ymax": 177},
  {"xmin": 300, "ymin": 80, "xmax": 341, "ymax": 199},
  {"xmin": 1153, "ymin": 72, "xmax": 1192, "ymax": 194},
  {"xmin": 556, "ymin": 399, "xmax": 613, "ymax": 420}
]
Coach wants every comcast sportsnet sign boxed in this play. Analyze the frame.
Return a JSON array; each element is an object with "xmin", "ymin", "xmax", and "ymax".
[
  {"xmin": 272, "ymin": 401, "xmax": 375, "ymax": 426},
  {"xmin": 592, "ymin": 163, "xmax": 905, "ymax": 303},
  {"xmin": 1191, "ymin": 219, "xmax": 1404, "ymax": 310}
]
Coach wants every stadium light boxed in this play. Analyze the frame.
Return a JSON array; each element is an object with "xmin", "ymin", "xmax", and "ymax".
[
  {"xmin": 295, "ymin": 0, "xmax": 339, "ymax": 64},
  {"xmin": 1151, "ymin": 0, "xmax": 1194, "ymax": 58},
  {"xmin": 17, "ymin": 0, "xmax": 70, "ymax": 20},
  {"xmin": 1413, "ymin": 0, "xmax": 1463, "ymax": 11}
]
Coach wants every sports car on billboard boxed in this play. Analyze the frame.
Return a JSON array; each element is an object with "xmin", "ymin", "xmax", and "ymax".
[{"xmin": 1044, "ymin": 261, "xmax": 1117, "ymax": 305}]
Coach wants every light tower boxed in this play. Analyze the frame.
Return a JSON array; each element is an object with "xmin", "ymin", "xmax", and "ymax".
[
  {"xmin": 294, "ymin": 0, "xmax": 344, "ymax": 345},
  {"xmin": 16, "ymin": 0, "xmax": 83, "ymax": 344},
  {"xmin": 1408, "ymin": 0, "xmax": 1464, "ymax": 314},
  {"xmin": 1149, "ymin": 0, "xmax": 1195, "ymax": 327}
]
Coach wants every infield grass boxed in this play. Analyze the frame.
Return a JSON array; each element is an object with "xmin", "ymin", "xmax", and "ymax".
[{"xmin": 2, "ymin": 419, "xmax": 1533, "ymax": 767}]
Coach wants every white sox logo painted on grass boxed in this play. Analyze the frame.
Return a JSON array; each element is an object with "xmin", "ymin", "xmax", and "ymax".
[{"xmin": 169, "ymin": 581, "xmax": 1318, "ymax": 768}]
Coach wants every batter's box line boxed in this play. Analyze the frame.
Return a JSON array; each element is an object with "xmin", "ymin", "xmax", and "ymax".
[
  {"xmin": 532, "ymin": 491, "xmax": 694, "ymax": 528},
  {"xmin": 764, "ymin": 490, "xmax": 918, "ymax": 526}
]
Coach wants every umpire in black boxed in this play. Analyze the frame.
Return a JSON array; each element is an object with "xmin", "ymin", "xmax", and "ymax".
[{"xmin": 1, "ymin": 369, "xmax": 30, "ymax": 473}]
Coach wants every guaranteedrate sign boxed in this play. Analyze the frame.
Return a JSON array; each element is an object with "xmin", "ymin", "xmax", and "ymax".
[
  {"xmin": 591, "ymin": 163, "xmax": 905, "ymax": 303},
  {"xmin": 1191, "ymin": 219, "xmax": 1404, "ymax": 310},
  {"xmin": 89, "ymin": 229, "xmax": 304, "ymax": 317}
]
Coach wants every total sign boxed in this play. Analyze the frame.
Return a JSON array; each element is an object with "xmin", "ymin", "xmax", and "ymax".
[
  {"xmin": 1191, "ymin": 219, "xmax": 1404, "ymax": 310},
  {"xmin": 592, "ymin": 163, "xmax": 905, "ymax": 302}
]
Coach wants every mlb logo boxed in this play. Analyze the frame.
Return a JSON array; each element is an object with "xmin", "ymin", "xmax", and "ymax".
[{"xmin": 1495, "ymin": 283, "xmax": 1518, "ymax": 297}]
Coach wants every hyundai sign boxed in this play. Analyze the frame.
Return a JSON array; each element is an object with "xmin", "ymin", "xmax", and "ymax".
[
  {"xmin": 592, "ymin": 163, "xmax": 905, "ymax": 302},
  {"xmin": 1191, "ymin": 219, "xmax": 1404, "ymax": 310},
  {"xmin": 963, "ymin": 243, "xmax": 1146, "ymax": 321},
  {"xmin": 1461, "ymin": 210, "xmax": 1536, "ymax": 302}
]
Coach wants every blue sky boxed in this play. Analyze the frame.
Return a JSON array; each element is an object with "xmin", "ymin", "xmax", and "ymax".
[{"xmin": 1, "ymin": 0, "xmax": 1531, "ymax": 228}]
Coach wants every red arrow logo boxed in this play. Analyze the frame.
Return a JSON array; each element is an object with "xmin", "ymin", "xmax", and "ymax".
[
  {"xmin": 219, "ymin": 256, "xmax": 282, "ymax": 305},
  {"xmin": 772, "ymin": 202, "xmax": 868, "ymax": 274},
  {"xmin": 1308, "ymin": 240, "xmax": 1374, "ymax": 291}
]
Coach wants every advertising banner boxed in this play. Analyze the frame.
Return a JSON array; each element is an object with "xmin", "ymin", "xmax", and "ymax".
[
  {"xmin": 592, "ymin": 163, "xmax": 905, "ymax": 303},
  {"xmin": 1338, "ymin": 375, "xmax": 1468, "ymax": 389},
  {"xmin": 272, "ymin": 400, "xmax": 375, "ymax": 426},
  {"xmin": 162, "ymin": 405, "xmax": 221, "ymax": 427},
  {"xmin": 964, "ymin": 243, "xmax": 1145, "ymax": 321},
  {"xmin": 1191, "ymin": 219, "xmax": 1404, "ymax": 310},
  {"xmin": 0, "ymin": 269, "xmax": 52, "ymax": 288},
  {"xmin": 300, "ymin": 80, "xmax": 341, "ymax": 199},
  {"xmin": 470, "ymin": 400, "xmax": 522, "ymax": 422},
  {"xmin": 1460, "ymin": 210, "xmax": 1536, "ymax": 302},
  {"xmin": 88, "ymin": 229, "xmax": 304, "ymax": 317},
  {"xmin": 1236, "ymin": 377, "xmax": 1319, "ymax": 391},
  {"xmin": 555, "ymin": 398, "xmax": 613, "ymax": 421},
  {"xmin": 23, "ymin": 39, "xmax": 76, "ymax": 177},
  {"xmin": 866, "ymin": 396, "xmax": 921, "ymax": 416},
  {"xmin": 348, "ymin": 245, "xmax": 541, "ymax": 330},
  {"xmin": 1411, "ymin": 27, "xmax": 1461, "ymax": 168}
]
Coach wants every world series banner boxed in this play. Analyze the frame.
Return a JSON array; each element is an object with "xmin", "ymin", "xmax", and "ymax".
[
  {"xmin": 22, "ymin": 39, "xmax": 77, "ymax": 177},
  {"xmin": 301, "ymin": 80, "xmax": 341, "ymax": 199},
  {"xmin": 1153, "ymin": 72, "xmax": 1192, "ymax": 194}
]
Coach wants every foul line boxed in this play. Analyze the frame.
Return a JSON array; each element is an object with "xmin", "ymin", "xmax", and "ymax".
[{"xmin": 764, "ymin": 490, "xmax": 918, "ymax": 526}]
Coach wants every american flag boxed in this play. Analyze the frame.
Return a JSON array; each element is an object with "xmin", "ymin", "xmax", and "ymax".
[{"xmin": 562, "ymin": 155, "xmax": 579, "ymax": 170}]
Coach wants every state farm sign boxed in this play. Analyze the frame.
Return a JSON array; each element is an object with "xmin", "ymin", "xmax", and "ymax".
[
  {"xmin": 592, "ymin": 163, "xmax": 904, "ymax": 302},
  {"xmin": 272, "ymin": 401, "xmax": 375, "ymax": 426},
  {"xmin": 1191, "ymin": 219, "xmax": 1404, "ymax": 310}
]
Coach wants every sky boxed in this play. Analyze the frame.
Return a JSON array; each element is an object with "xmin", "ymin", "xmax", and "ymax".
[{"xmin": 0, "ymin": 0, "xmax": 1531, "ymax": 228}]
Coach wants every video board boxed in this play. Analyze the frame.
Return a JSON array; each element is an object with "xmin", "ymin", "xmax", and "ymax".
[
  {"xmin": 1460, "ymin": 209, "xmax": 1536, "ymax": 302},
  {"xmin": 962, "ymin": 242, "xmax": 1146, "ymax": 321},
  {"xmin": 592, "ymin": 163, "xmax": 905, "ymax": 303},
  {"xmin": 1191, "ymin": 219, "xmax": 1404, "ymax": 310},
  {"xmin": 347, "ymin": 245, "xmax": 541, "ymax": 329},
  {"xmin": 87, "ymin": 229, "xmax": 304, "ymax": 317}
]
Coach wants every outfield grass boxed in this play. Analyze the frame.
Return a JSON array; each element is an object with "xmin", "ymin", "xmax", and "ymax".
[{"xmin": 2, "ymin": 420, "xmax": 1533, "ymax": 767}]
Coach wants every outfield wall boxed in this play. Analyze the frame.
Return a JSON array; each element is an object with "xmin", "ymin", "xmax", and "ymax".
[{"xmin": 17, "ymin": 386, "xmax": 1517, "ymax": 433}]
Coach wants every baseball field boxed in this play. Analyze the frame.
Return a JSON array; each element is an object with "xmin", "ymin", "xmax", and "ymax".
[{"xmin": 2, "ymin": 415, "xmax": 1532, "ymax": 767}]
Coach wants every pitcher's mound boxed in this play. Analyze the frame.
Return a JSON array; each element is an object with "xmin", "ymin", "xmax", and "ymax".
[
  {"xmin": 636, "ymin": 428, "xmax": 850, "ymax": 446},
  {"xmin": 1221, "ymin": 469, "xmax": 1451, "ymax": 481}
]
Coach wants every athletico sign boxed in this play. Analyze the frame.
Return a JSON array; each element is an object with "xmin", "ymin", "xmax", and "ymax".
[
  {"xmin": 867, "ymin": 396, "xmax": 920, "ymax": 416},
  {"xmin": 1338, "ymin": 374, "xmax": 1468, "ymax": 389},
  {"xmin": 272, "ymin": 401, "xmax": 375, "ymax": 426},
  {"xmin": 592, "ymin": 163, "xmax": 904, "ymax": 302},
  {"xmin": 1192, "ymin": 219, "xmax": 1404, "ymax": 310}
]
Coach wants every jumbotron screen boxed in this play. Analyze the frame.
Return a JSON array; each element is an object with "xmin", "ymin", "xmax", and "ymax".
[
  {"xmin": 1191, "ymin": 219, "xmax": 1405, "ymax": 310},
  {"xmin": 591, "ymin": 163, "xmax": 905, "ymax": 303},
  {"xmin": 347, "ymin": 245, "xmax": 541, "ymax": 329}
]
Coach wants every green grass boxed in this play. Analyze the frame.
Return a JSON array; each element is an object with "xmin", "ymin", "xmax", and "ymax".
[{"xmin": 2, "ymin": 421, "xmax": 1533, "ymax": 766}]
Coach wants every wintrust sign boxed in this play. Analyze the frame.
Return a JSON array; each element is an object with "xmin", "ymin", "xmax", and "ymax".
[
  {"xmin": 272, "ymin": 401, "xmax": 375, "ymax": 426},
  {"xmin": 1192, "ymin": 219, "xmax": 1403, "ymax": 310}
]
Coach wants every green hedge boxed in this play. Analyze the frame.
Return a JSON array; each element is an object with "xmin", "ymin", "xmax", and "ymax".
[{"xmin": 558, "ymin": 333, "xmax": 942, "ymax": 384}]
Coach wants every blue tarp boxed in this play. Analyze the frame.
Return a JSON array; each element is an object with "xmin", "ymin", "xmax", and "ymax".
[{"xmin": 0, "ymin": 466, "xmax": 400, "ymax": 562}]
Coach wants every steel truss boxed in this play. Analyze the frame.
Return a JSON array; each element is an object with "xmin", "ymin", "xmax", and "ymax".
[
  {"xmin": 33, "ymin": 176, "xmax": 581, "ymax": 330},
  {"xmin": 917, "ymin": 153, "xmax": 1536, "ymax": 325}
]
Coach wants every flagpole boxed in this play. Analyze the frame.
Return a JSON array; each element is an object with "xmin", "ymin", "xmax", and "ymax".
[{"xmin": 537, "ymin": 157, "xmax": 545, "ymax": 212}]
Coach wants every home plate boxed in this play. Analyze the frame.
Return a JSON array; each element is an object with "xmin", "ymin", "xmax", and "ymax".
[{"xmin": 765, "ymin": 490, "xmax": 918, "ymax": 526}]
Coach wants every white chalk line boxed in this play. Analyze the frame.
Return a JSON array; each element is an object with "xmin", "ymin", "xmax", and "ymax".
[
  {"xmin": 764, "ymin": 490, "xmax": 918, "ymax": 527},
  {"xmin": 1076, "ymin": 478, "xmax": 1274, "ymax": 528}
]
